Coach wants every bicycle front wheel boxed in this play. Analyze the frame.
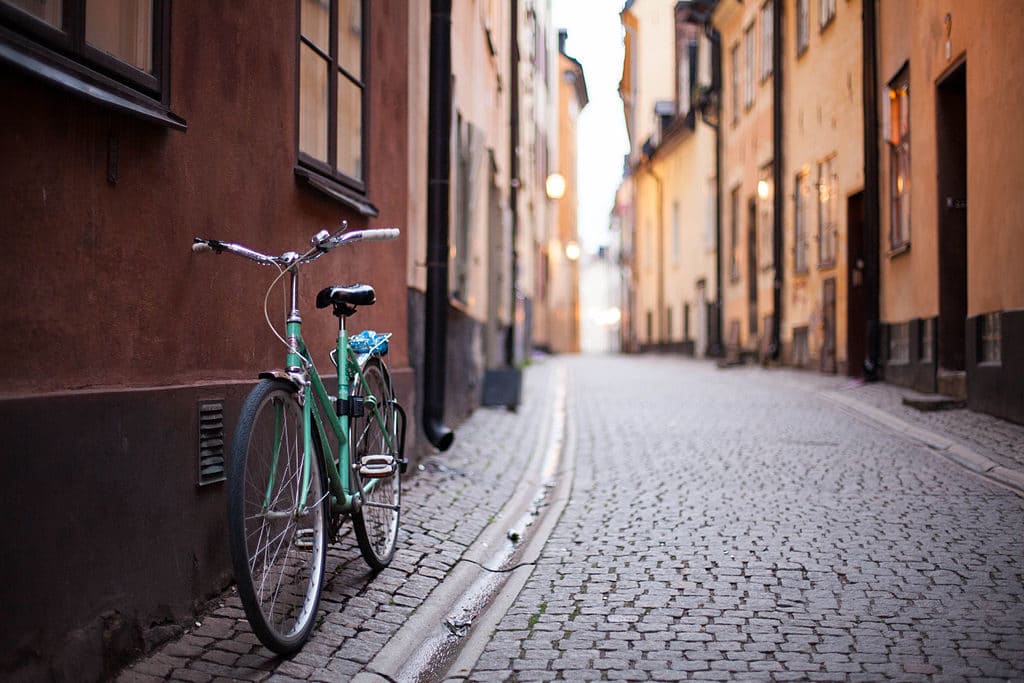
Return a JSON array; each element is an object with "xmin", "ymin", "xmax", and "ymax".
[
  {"xmin": 350, "ymin": 358, "xmax": 402, "ymax": 570},
  {"xmin": 227, "ymin": 379, "xmax": 327, "ymax": 655}
]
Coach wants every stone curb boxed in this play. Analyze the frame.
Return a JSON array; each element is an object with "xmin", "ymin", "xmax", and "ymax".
[
  {"xmin": 442, "ymin": 369, "xmax": 578, "ymax": 682},
  {"xmin": 353, "ymin": 364, "xmax": 571, "ymax": 683},
  {"xmin": 823, "ymin": 390, "xmax": 1024, "ymax": 497}
]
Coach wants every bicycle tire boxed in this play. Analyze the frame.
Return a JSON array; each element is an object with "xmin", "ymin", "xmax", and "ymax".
[
  {"xmin": 350, "ymin": 358, "xmax": 402, "ymax": 570},
  {"xmin": 227, "ymin": 379, "xmax": 328, "ymax": 654}
]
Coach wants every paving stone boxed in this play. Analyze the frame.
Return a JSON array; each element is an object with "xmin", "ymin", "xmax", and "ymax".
[{"xmin": 465, "ymin": 357, "xmax": 1024, "ymax": 681}]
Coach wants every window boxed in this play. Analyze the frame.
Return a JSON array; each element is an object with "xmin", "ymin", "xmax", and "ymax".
[
  {"xmin": 730, "ymin": 42, "xmax": 740, "ymax": 125},
  {"xmin": 743, "ymin": 23, "xmax": 755, "ymax": 109},
  {"xmin": 889, "ymin": 322, "xmax": 909, "ymax": 363},
  {"xmin": 979, "ymin": 313, "xmax": 1001, "ymax": 364},
  {"xmin": 794, "ymin": 171, "xmax": 810, "ymax": 273},
  {"xmin": 796, "ymin": 0, "xmax": 809, "ymax": 55},
  {"xmin": 705, "ymin": 177, "xmax": 716, "ymax": 250},
  {"xmin": 758, "ymin": 163, "xmax": 773, "ymax": 268},
  {"xmin": 677, "ymin": 37, "xmax": 697, "ymax": 115},
  {"xmin": 671, "ymin": 201, "xmax": 681, "ymax": 265},
  {"xmin": 298, "ymin": 0, "xmax": 369, "ymax": 200},
  {"xmin": 817, "ymin": 155, "xmax": 838, "ymax": 267},
  {"xmin": 729, "ymin": 186, "xmax": 740, "ymax": 281},
  {"xmin": 792, "ymin": 326, "xmax": 809, "ymax": 366},
  {"xmin": 819, "ymin": 0, "xmax": 836, "ymax": 30},
  {"xmin": 760, "ymin": 1, "xmax": 773, "ymax": 81},
  {"xmin": 0, "ymin": 0, "xmax": 175, "ymax": 124},
  {"xmin": 888, "ymin": 68, "xmax": 911, "ymax": 250}
]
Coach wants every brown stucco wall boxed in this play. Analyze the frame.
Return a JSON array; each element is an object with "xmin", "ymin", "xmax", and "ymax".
[{"xmin": 1, "ymin": 1, "xmax": 410, "ymax": 397}]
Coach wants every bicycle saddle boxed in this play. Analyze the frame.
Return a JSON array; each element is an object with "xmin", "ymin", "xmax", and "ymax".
[{"xmin": 316, "ymin": 284, "xmax": 376, "ymax": 314}]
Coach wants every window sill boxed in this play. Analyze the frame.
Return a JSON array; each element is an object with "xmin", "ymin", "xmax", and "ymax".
[
  {"xmin": 295, "ymin": 166, "xmax": 379, "ymax": 217},
  {"xmin": 887, "ymin": 242, "xmax": 911, "ymax": 258},
  {"xmin": 0, "ymin": 28, "xmax": 184, "ymax": 130},
  {"xmin": 818, "ymin": 261, "xmax": 837, "ymax": 271}
]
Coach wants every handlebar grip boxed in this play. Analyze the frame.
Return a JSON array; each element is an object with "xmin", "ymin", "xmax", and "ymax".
[{"xmin": 359, "ymin": 228, "xmax": 400, "ymax": 241}]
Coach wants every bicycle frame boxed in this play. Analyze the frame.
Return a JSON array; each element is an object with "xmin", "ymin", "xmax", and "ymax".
[{"xmin": 270, "ymin": 266, "xmax": 397, "ymax": 517}]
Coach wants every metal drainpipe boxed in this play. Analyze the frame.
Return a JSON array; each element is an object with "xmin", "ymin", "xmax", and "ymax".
[
  {"xmin": 861, "ymin": 0, "xmax": 881, "ymax": 380},
  {"xmin": 702, "ymin": 19, "xmax": 724, "ymax": 358},
  {"xmin": 506, "ymin": 0, "xmax": 519, "ymax": 367},
  {"xmin": 770, "ymin": 0, "xmax": 784, "ymax": 361},
  {"xmin": 422, "ymin": 0, "xmax": 455, "ymax": 451}
]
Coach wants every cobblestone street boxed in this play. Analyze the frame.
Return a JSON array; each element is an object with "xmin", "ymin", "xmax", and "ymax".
[
  {"xmin": 121, "ymin": 355, "xmax": 1024, "ymax": 682},
  {"xmin": 467, "ymin": 356, "xmax": 1024, "ymax": 682}
]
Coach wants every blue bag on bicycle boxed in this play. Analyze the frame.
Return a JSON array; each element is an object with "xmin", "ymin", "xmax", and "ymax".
[{"xmin": 349, "ymin": 330, "xmax": 390, "ymax": 356}]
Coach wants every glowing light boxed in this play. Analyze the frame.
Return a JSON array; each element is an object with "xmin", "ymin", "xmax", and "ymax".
[
  {"xmin": 546, "ymin": 173, "xmax": 566, "ymax": 199},
  {"xmin": 757, "ymin": 179, "xmax": 771, "ymax": 200},
  {"xmin": 565, "ymin": 241, "xmax": 581, "ymax": 261}
]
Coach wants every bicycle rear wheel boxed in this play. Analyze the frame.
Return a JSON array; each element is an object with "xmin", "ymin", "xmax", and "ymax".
[
  {"xmin": 227, "ymin": 379, "xmax": 327, "ymax": 654},
  {"xmin": 350, "ymin": 358, "xmax": 402, "ymax": 570}
]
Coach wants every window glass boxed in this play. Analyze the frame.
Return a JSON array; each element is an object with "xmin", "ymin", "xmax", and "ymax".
[
  {"xmin": 796, "ymin": 0, "xmax": 808, "ymax": 54},
  {"xmin": 85, "ymin": 0, "xmax": 153, "ymax": 72},
  {"xmin": 336, "ymin": 74, "xmax": 362, "ymax": 179},
  {"xmin": 299, "ymin": 42, "xmax": 329, "ymax": 161},
  {"xmin": 888, "ymin": 75, "xmax": 910, "ymax": 248},
  {"xmin": 337, "ymin": 0, "xmax": 361, "ymax": 77},
  {"xmin": 301, "ymin": 0, "xmax": 329, "ymax": 52},
  {"xmin": 760, "ymin": 1, "xmax": 772, "ymax": 80},
  {"xmin": 298, "ymin": 0, "xmax": 365, "ymax": 190},
  {"xmin": 5, "ymin": 0, "xmax": 61, "ymax": 28},
  {"xmin": 743, "ymin": 24, "xmax": 754, "ymax": 108}
]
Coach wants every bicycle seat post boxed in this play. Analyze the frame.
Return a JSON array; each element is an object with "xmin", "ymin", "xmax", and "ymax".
[{"xmin": 286, "ymin": 265, "xmax": 302, "ymax": 374}]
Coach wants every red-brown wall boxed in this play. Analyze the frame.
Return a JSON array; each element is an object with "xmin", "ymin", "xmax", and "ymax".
[{"xmin": 0, "ymin": 1, "xmax": 413, "ymax": 677}]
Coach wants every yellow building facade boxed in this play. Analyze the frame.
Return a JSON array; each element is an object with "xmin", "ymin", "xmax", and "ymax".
[
  {"xmin": 714, "ymin": 0, "xmax": 774, "ymax": 359},
  {"xmin": 542, "ymin": 35, "xmax": 588, "ymax": 354},
  {"xmin": 619, "ymin": 0, "xmax": 719, "ymax": 355},
  {"xmin": 876, "ymin": 0, "xmax": 1024, "ymax": 422},
  {"xmin": 781, "ymin": 0, "xmax": 865, "ymax": 375}
]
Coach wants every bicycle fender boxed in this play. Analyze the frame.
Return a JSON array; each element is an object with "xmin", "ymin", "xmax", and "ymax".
[{"xmin": 258, "ymin": 370, "xmax": 297, "ymax": 385}]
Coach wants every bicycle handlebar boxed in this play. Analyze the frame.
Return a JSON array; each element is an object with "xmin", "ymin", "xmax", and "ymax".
[{"xmin": 191, "ymin": 226, "xmax": 400, "ymax": 267}]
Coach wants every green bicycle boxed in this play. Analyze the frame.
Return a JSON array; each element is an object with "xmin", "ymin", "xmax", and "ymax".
[{"xmin": 192, "ymin": 223, "xmax": 406, "ymax": 654}]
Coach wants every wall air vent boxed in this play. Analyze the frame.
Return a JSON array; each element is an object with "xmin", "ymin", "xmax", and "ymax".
[{"xmin": 198, "ymin": 400, "xmax": 226, "ymax": 486}]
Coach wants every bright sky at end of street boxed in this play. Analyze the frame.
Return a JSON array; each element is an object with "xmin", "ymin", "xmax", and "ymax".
[{"xmin": 552, "ymin": 0, "xmax": 629, "ymax": 254}]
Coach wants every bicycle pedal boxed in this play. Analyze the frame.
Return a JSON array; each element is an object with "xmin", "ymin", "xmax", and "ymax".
[
  {"xmin": 359, "ymin": 454, "xmax": 396, "ymax": 478},
  {"xmin": 294, "ymin": 528, "xmax": 315, "ymax": 550}
]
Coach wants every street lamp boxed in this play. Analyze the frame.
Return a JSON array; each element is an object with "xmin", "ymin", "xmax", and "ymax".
[
  {"xmin": 546, "ymin": 173, "xmax": 566, "ymax": 200},
  {"xmin": 565, "ymin": 241, "xmax": 581, "ymax": 261}
]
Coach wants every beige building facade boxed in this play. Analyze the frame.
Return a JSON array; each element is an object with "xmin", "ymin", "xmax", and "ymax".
[
  {"xmin": 619, "ymin": 0, "xmax": 719, "ymax": 355},
  {"xmin": 875, "ymin": 0, "xmax": 1024, "ymax": 423},
  {"xmin": 781, "ymin": 0, "xmax": 865, "ymax": 375},
  {"xmin": 715, "ymin": 0, "xmax": 774, "ymax": 359},
  {"xmin": 540, "ymin": 33, "xmax": 588, "ymax": 353}
]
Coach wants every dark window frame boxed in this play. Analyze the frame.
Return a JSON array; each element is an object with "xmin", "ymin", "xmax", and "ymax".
[
  {"xmin": 887, "ymin": 64, "xmax": 911, "ymax": 253},
  {"xmin": 796, "ymin": 0, "xmax": 809, "ymax": 56},
  {"xmin": 759, "ymin": 0, "xmax": 773, "ymax": 82},
  {"xmin": 0, "ymin": 0, "xmax": 180, "ymax": 128},
  {"xmin": 793, "ymin": 170, "xmax": 810, "ymax": 274},
  {"xmin": 816, "ymin": 154, "xmax": 838, "ymax": 269},
  {"xmin": 729, "ymin": 185, "xmax": 741, "ymax": 282},
  {"xmin": 295, "ymin": 0, "xmax": 376, "ymax": 215}
]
